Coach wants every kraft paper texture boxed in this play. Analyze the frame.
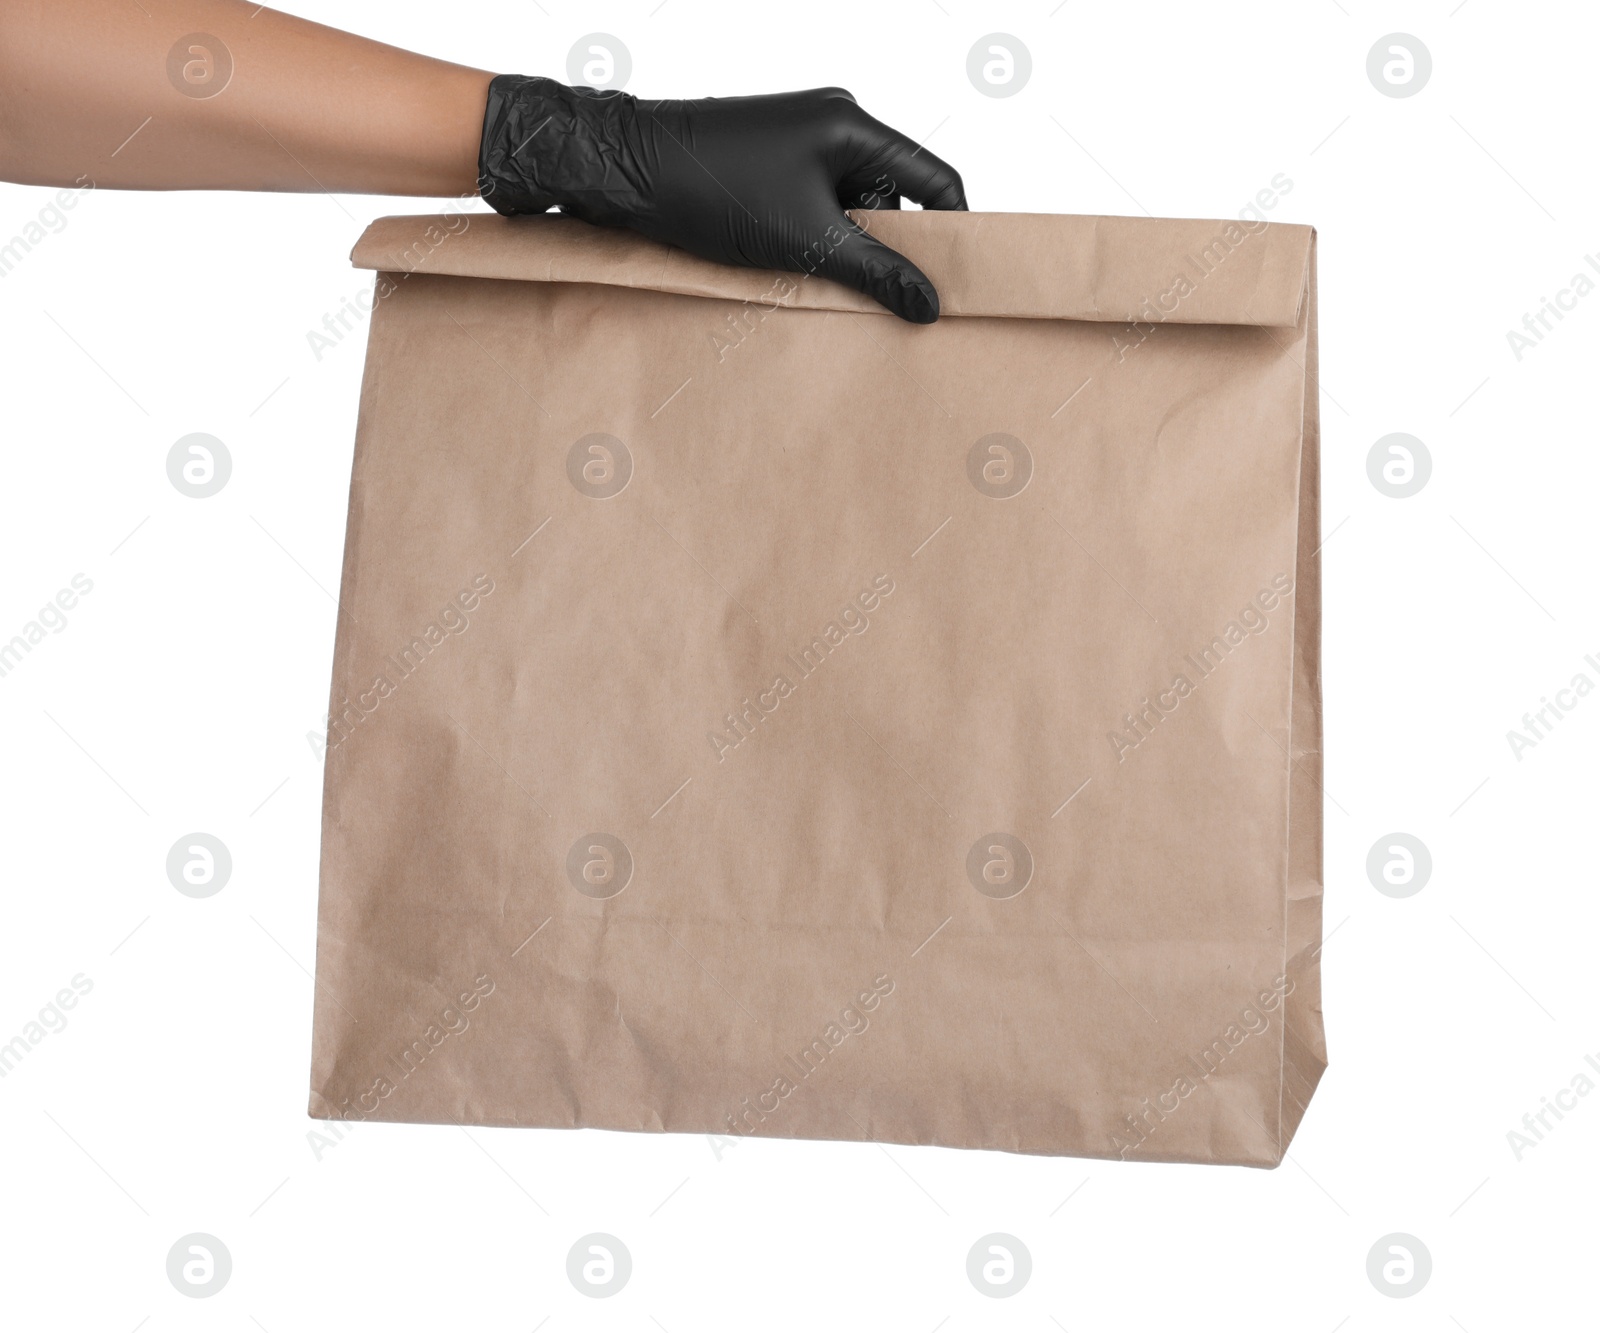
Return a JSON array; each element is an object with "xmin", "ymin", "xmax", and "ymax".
[{"xmin": 309, "ymin": 208, "xmax": 1325, "ymax": 1167}]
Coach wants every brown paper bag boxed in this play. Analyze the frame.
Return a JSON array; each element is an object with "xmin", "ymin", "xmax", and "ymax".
[{"xmin": 309, "ymin": 208, "xmax": 1324, "ymax": 1167}]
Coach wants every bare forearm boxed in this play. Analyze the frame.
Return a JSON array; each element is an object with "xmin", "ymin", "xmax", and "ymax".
[{"xmin": 0, "ymin": 0, "xmax": 491, "ymax": 194}]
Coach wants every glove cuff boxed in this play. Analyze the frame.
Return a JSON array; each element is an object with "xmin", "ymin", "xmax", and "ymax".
[{"xmin": 477, "ymin": 74, "xmax": 649, "ymax": 226}]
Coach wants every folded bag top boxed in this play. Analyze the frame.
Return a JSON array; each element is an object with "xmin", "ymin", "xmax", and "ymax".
[
  {"xmin": 314, "ymin": 208, "xmax": 1324, "ymax": 1168},
  {"xmin": 350, "ymin": 208, "xmax": 1313, "ymax": 327}
]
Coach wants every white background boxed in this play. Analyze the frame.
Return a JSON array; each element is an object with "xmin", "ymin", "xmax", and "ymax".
[{"xmin": 2, "ymin": 0, "xmax": 1595, "ymax": 1328}]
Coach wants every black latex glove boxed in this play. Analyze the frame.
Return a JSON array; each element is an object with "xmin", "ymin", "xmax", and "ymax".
[{"xmin": 478, "ymin": 76, "xmax": 967, "ymax": 323}]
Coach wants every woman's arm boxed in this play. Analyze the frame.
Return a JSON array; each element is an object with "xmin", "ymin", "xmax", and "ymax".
[
  {"xmin": 0, "ymin": 0, "xmax": 967, "ymax": 319},
  {"xmin": 0, "ymin": 0, "xmax": 489, "ymax": 194}
]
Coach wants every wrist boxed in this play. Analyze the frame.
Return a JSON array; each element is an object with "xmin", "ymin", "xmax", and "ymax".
[{"xmin": 477, "ymin": 74, "xmax": 648, "ymax": 225}]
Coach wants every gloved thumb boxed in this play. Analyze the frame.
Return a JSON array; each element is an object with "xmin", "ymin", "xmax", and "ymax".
[{"xmin": 816, "ymin": 221, "xmax": 941, "ymax": 325}]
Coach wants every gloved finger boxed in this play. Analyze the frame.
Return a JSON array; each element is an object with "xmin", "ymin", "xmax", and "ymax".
[
  {"xmin": 845, "ymin": 179, "xmax": 902, "ymax": 211},
  {"xmin": 837, "ymin": 114, "xmax": 967, "ymax": 212},
  {"xmin": 813, "ymin": 219, "xmax": 941, "ymax": 324}
]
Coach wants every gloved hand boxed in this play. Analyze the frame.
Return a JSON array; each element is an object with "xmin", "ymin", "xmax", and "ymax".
[{"xmin": 478, "ymin": 76, "xmax": 967, "ymax": 323}]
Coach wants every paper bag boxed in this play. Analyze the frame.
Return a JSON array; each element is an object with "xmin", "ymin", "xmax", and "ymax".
[{"xmin": 309, "ymin": 208, "xmax": 1324, "ymax": 1166}]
